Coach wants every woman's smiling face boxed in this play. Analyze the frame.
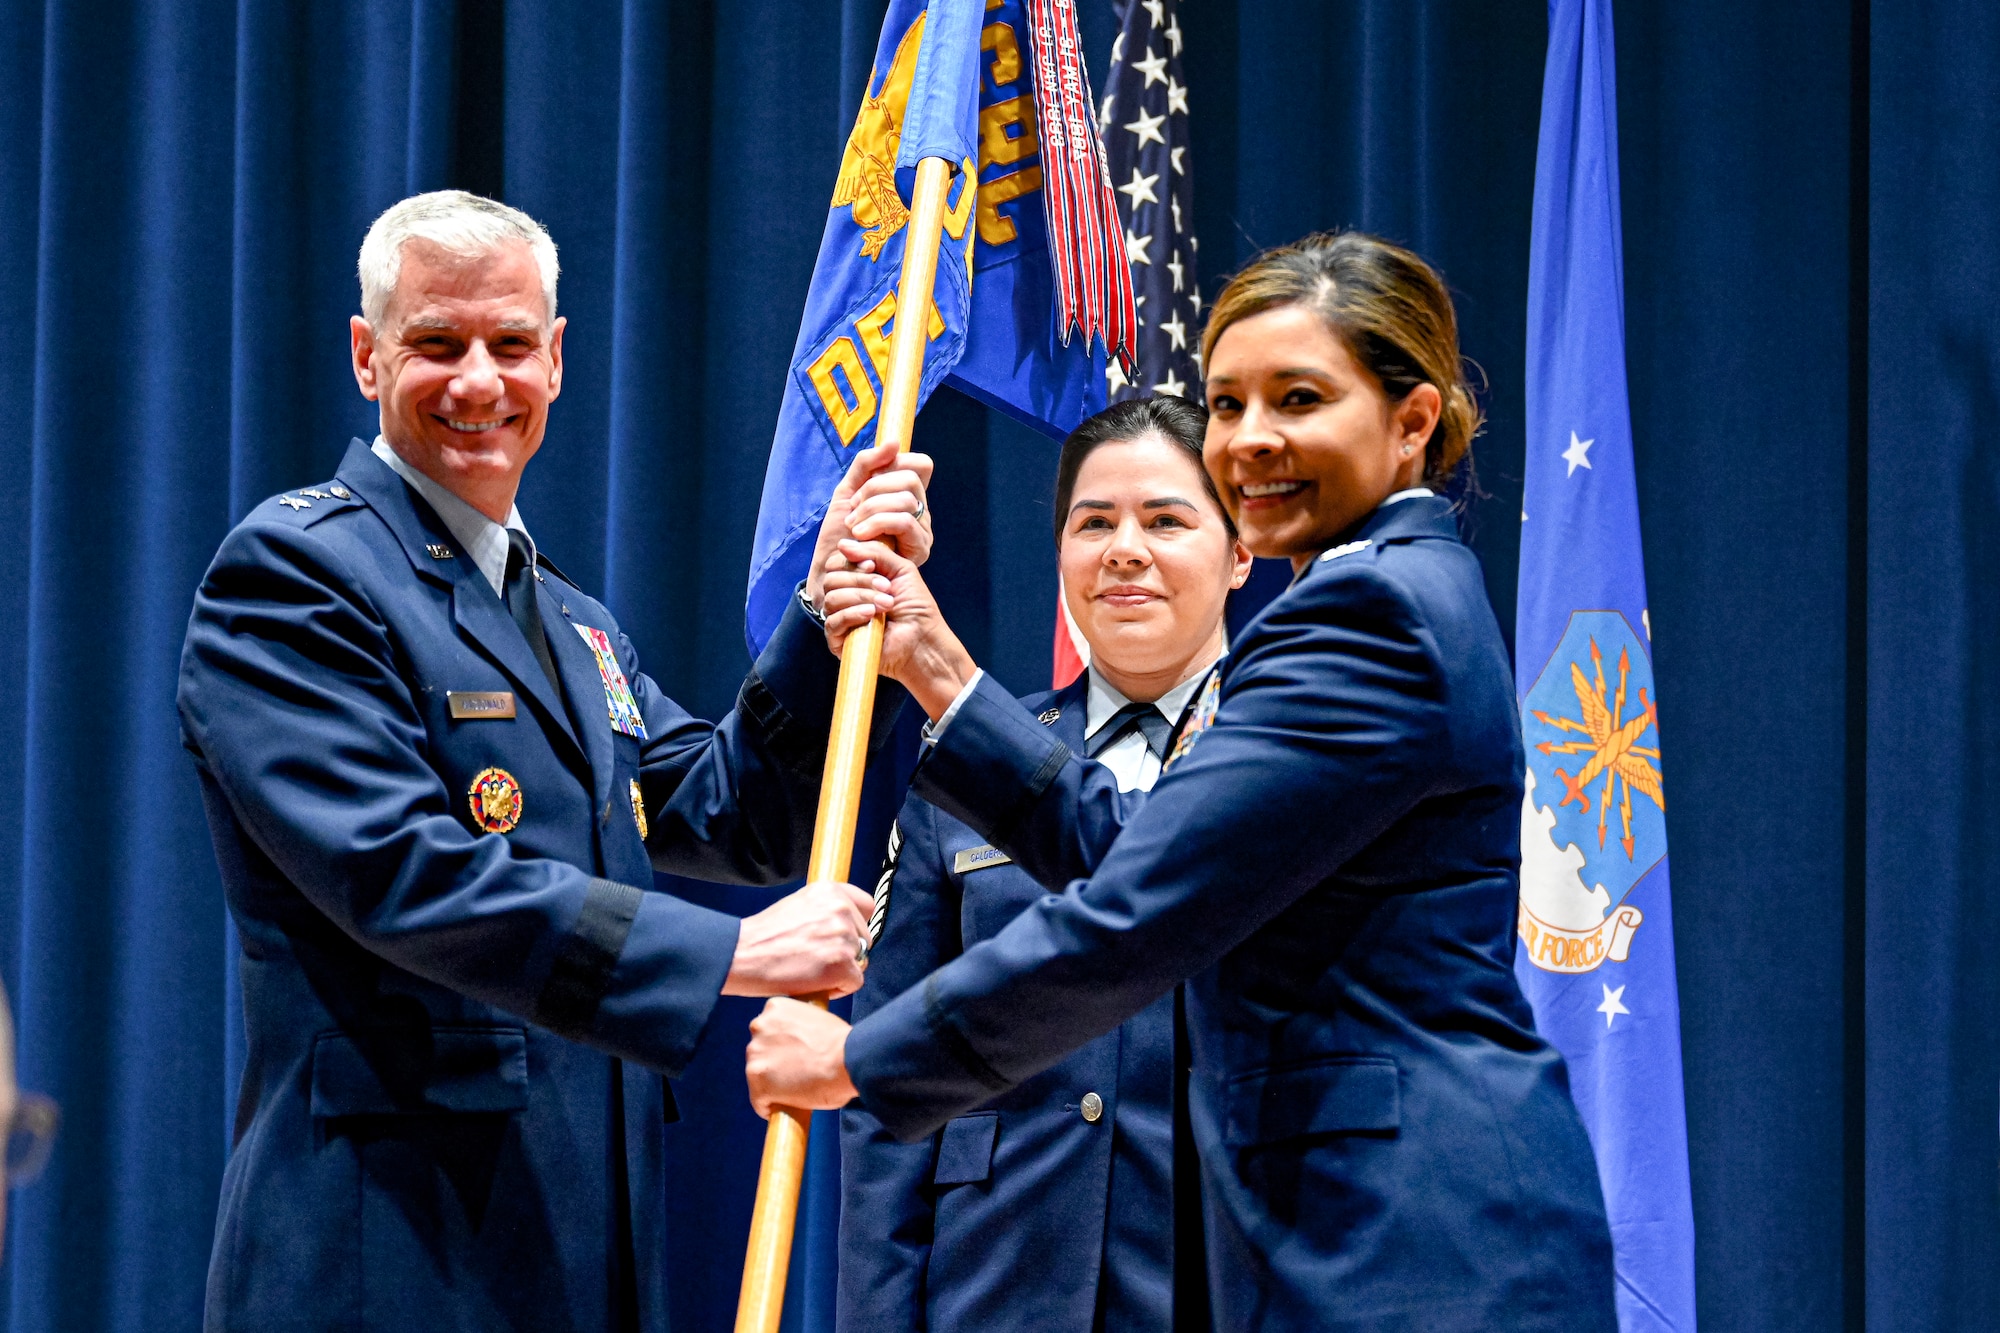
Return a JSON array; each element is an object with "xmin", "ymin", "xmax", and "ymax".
[
  {"xmin": 1059, "ymin": 433, "xmax": 1249, "ymax": 696},
  {"xmin": 1202, "ymin": 304, "xmax": 1439, "ymax": 568}
]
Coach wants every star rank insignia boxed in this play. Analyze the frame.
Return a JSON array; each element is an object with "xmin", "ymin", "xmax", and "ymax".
[{"xmin": 278, "ymin": 495, "xmax": 310, "ymax": 510}]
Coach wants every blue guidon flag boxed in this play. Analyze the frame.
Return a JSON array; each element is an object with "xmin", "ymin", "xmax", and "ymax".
[
  {"xmin": 1516, "ymin": 0, "xmax": 1698, "ymax": 1328},
  {"xmin": 745, "ymin": 0, "xmax": 1135, "ymax": 653}
]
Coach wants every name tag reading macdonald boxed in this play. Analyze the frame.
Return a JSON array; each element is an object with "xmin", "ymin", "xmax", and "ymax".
[
  {"xmin": 448, "ymin": 691, "xmax": 517, "ymax": 720},
  {"xmin": 952, "ymin": 845, "xmax": 1013, "ymax": 874}
]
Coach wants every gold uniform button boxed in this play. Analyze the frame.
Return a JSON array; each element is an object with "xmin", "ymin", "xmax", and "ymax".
[{"xmin": 1080, "ymin": 1092, "xmax": 1103, "ymax": 1123}]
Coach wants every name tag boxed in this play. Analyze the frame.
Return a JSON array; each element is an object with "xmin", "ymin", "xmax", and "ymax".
[
  {"xmin": 448, "ymin": 691, "xmax": 517, "ymax": 720},
  {"xmin": 952, "ymin": 845, "xmax": 1013, "ymax": 874}
]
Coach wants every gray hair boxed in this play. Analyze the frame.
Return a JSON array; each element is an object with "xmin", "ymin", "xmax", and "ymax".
[{"xmin": 357, "ymin": 190, "xmax": 560, "ymax": 328}]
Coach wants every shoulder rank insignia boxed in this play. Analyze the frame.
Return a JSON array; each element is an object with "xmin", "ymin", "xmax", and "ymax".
[
  {"xmin": 866, "ymin": 821, "xmax": 901, "ymax": 952},
  {"xmin": 278, "ymin": 495, "xmax": 311, "ymax": 511},
  {"xmin": 299, "ymin": 488, "xmax": 331, "ymax": 500},
  {"xmin": 425, "ymin": 543, "xmax": 455, "ymax": 560},
  {"xmin": 1319, "ymin": 539, "xmax": 1372, "ymax": 562},
  {"xmin": 1037, "ymin": 707, "xmax": 1061, "ymax": 725},
  {"xmin": 629, "ymin": 778, "xmax": 649, "ymax": 841},
  {"xmin": 573, "ymin": 624, "xmax": 648, "ymax": 740},
  {"xmin": 329, "ymin": 484, "xmax": 352, "ymax": 499},
  {"xmin": 952, "ymin": 844, "xmax": 1013, "ymax": 874},
  {"xmin": 468, "ymin": 767, "xmax": 523, "ymax": 833}
]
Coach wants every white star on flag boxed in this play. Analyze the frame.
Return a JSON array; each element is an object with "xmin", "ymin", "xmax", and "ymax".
[
  {"xmin": 1164, "ymin": 15, "xmax": 1183, "ymax": 55},
  {"xmin": 1563, "ymin": 430, "xmax": 1595, "ymax": 475},
  {"xmin": 1166, "ymin": 77, "xmax": 1188, "ymax": 115},
  {"xmin": 1166, "ymin": 252, "xmax": 1184, "ymax": 291},
  {"xmin": 1125, "ymin": 228, "xmax": 1153, "ymax": 266},
  {"xmin": 1188, "ymin": 288, "xmax": 1202, "ymax": 315},
  {"xmin": 1117, "ymin": 168, "xmax": 1160, "ymax": 208},
  {"xmin": 1141, "ymin": 0, "xmax": 1165, "ymax": 26},
  {"xmin": 1133, "ymin": 48, "xmax": 1168, "ymax": 87},
  {"xmin": 1124, "ymin": 107, "xmax": 1166, "ymax": 149},
  {"xmin": 1169, "ymin": 145, "xmax": 1185, "ymax": 175},
  {"xmin": 1597, "ymin": 983, "xmax": 1630, "ymax": 1029},
  {"xmin": 1160, "ymin": 311, "xmax": 1188, "ymax": 351},
  {"xmin": 1107, "ymin": 359, "xmax": 1131, "ymax": 393},
  {"xmin": 1153, "ymin": 371, "xmax": 1187, "ymax": 397}
]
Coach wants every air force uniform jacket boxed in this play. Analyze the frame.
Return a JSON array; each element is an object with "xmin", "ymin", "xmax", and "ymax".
[
  {"xmin": 844, "ymin": 497, "xmax": 1617, "ymax": 1332},
  {"xmin": 177, "ymin": 438, "xmax": 894, "ymax": 1332},
  {"xmin": 839, "ymin": 676, "xmax": 1175, "ymax": 1332}
]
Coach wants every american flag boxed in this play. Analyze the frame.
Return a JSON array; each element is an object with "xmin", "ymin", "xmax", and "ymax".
[{"xmin": 1101, "ymin": 0, "xmax": 1199, "ymax": 402}]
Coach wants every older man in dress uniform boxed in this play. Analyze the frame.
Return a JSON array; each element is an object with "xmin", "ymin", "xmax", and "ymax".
[{"xmin": 178, "ymin": 191, "xmax": 928, "ymax": 1333}]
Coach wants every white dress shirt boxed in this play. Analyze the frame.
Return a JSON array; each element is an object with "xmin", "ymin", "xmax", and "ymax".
[
  {"xmin": 1081, "ymin": 659, "xmax": 1220, "ymax": 793},
  {"xmin": 371, "ymin": 435, "xmax": 534, "ymax": 598},
  {"xmin": 925, "ymin": 654, "xmax": 1223, "ymax": 794}
]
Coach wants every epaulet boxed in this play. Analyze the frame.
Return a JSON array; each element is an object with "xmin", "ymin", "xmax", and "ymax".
[
  {"xmin": 1314, "ymin": 537, "xmax": 1376, "ymax": 565},
  {"xmin": 534, "ymin": 551, "xmax": 579, "ymax": 589},
  {"xmin": 250, "ymin": 480, "xmax": 365, "ymax": 527}
]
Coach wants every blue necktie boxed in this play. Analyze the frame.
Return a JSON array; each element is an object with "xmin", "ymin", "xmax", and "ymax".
[
  {"xmin": 504, "ymin": 529, "xmax": 563, "ymax": 700},
  {"xmin": 1088, "ymin": 701, "xmax": 1172, "ymax": 761}
]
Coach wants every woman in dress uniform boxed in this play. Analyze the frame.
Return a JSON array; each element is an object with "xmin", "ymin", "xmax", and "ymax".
[
  {"xmin": 838, "ymin": 397, "xmax": 1251, "ymax": 1333},
  {"xmin": 761, "ymin": 233, "xmax": 1618, "ymax": 1331}
]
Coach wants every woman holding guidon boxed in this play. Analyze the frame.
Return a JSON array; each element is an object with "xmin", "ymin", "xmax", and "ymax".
[
  {"xmin": 771, "ymin": 233, "xmax": 1618, "ymax": 1330},
  {"xmin": 838, "ymin": 396, "xmax": 1249, "ymax": 1333}
]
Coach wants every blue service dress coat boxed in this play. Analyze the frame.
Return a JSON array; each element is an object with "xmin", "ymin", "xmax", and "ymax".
[
  {"xmin": 844, "ymin": 496, "xmax": 1617, "ymax": 1331},
  {"xmin": 177, "ymin": 439, "xmax": 896, "ymax": 1333},
  {"xmin": 839, "ymin": 676, "xmax": 1175, "ymax": 1332}
]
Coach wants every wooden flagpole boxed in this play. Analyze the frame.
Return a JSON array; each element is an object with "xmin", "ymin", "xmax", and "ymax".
[{"xmin": 733, "ymin": 153, "xmax": 958, "ymax": 1333}]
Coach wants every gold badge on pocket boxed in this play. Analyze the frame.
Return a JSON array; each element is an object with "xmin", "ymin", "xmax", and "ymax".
[
  {"xmin": 468, "ymin": 767, "xmax": 523, "ymax": 834},
  {"xmin": 629, "ymin": 779, "xmax": 649, "ymax": 841}
]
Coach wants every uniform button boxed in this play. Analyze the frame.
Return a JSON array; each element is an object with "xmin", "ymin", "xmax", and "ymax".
[{"xmin": 1080, "ymin": 1092, "xmax": 1103, "ymax": 1123}]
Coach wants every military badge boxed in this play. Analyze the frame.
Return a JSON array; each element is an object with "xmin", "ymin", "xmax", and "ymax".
[
  {"xmin": 1163, "ymin": 667, "xmax": 1222, "ymax": 770},
  {"xmin": 468, "ymin": 767, "xmax": 523, "ymax": 834},
  {"xmin": 1517, "ymin": 611, "xmax": 1664, "ymax": 974},
  {"xmin": 572, "ymin": 625, "xmax": 648, "ymax": 740},
  {"xmin": 629, "ymin": 779, "xmax": 649, "ymax": 841}
]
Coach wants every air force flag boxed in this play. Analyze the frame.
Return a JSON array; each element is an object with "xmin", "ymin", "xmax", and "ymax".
[
  {"xmin": 745, "ymin": 0, "xmax": 1126, "ymax": 653},
  {"xmin": 1517, "ymin": 1, "xmax": 1698, "ymax": 1329}
]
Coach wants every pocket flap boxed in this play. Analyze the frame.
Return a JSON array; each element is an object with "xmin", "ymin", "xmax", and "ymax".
[
  {"xmin": 933, "ymin": 1112, "xmax": 999, "ymax": 1185},
  {"xmin": 1224, "ymin": 1055, "xmax": 1399, "ymax": 1146},
  {"xmin": 311, "ymin": 1027, "xmax": 530, "ymax": 1117}
]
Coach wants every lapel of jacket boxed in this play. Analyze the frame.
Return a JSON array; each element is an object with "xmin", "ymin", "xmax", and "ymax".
[
  {"xmin": 1040, "ymin": 676, "xmax": 1091, "ymax": 753},
  {"xmin": 334, "ymin": 440, "xmax": 589, "ymax": 776},
  {"xmin": 541, "ymin": 585, "xmax": 619, "ymax": 823}
]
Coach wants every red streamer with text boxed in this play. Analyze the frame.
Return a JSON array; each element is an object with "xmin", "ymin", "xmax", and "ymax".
[{"xmin": 1025, "ymin": 0, "xmax": 1136, "ymax": 371}]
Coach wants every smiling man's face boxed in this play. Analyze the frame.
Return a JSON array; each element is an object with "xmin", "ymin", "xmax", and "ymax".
[{"xmin": 350, "ymin": 237, "xmax": 565, "ymax": 521}]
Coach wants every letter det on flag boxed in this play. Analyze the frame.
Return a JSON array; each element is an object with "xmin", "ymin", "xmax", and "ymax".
[
  {"xmin": 1518, "ymin": 1, "xmax": 1698, "ymax": 1330},
  {"xmin": 746, "ymin": 0, "xmax": 1132, "ymax": 654}
]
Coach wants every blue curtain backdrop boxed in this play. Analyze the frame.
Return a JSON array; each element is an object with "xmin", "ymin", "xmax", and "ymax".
[{"xmin": 0, "ymin": 0, "xmax": 1984, "ymax": 1330}]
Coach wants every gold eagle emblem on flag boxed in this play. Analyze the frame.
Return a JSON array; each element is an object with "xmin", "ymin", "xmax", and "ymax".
[{"xmin": 832, "ymin": 13, "xmax": 926, "ymax": 259}]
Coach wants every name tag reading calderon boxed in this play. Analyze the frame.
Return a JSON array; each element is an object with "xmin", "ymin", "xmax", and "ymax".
[
  {"xmin": 448, "ymin": 691, "xmax": 517, "ymax": 720},
  {"xmin": 952, "ymin": 845, "xmax": 1013, "ymax": 874}
]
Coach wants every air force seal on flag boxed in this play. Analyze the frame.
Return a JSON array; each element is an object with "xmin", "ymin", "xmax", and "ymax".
[{"xmin": 1517, "ymin": 610, "xmax": 1664, "ymax": 973}]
